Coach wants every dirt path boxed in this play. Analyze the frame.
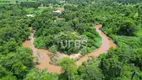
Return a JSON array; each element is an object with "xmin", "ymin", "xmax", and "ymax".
[{"xmin": 22, "ymin": 24, "xmax": 116, "ymax": 73}]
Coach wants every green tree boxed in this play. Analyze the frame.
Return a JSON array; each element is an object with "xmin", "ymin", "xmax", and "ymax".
[
  {"xmin": 78, "ymin": 64, "xmax": 104, "ymax": 80},
  {"xmin": 58, "ymin": 58, "xmax": 80, "ymax": 80},
  {"xmin": 119, "ymin": 20, "xmax": 137, "ymax": 36},
  {"xmin": 24, "ymin": 69, "xmax": 58, "ymax": 80}
]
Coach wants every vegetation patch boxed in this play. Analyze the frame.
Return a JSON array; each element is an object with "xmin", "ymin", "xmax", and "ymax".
[{"xmin": 32, "ymin": 7, "xmax": 102, "ymax": 55}]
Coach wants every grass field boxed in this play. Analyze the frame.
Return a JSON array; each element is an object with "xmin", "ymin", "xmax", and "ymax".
[
  {"xmin": 24, "ymin": 7, "xmax": 48, "ymax": 14},
  {"xmin": 0, "ymin": 0, "xmax": 48, "ymax": 14},
  {"xmin": 0, "ymin": 0, "xmax": 36, "ymax": 4}
]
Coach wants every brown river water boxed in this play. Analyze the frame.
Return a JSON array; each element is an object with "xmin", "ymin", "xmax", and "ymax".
[
  {"xmin": 22, "ymin": 24, "xmax": 116, "ymax": 73},
  {"xmin": 76, "ymin": 24, "xmax": 116, "ymax": 65}
]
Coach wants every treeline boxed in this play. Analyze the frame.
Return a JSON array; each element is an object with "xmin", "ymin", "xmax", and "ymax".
[
  {"xmin": 116, "ymin": 0, "xmax": 142, "ymax": 4},
  {"xmin": 20, "ymin": 2, "xmax": 40, "ymax": 8},
  {"xmin": 39, "ymin": 0, "xmax": 94, "ymax": 4}
]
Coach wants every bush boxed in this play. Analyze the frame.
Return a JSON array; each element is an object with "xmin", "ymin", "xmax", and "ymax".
[
  {"xmin": 49, "ymin": 45, "xmax": 57, "ymax": 53},
  {"xmin": 34, "ymin": 37, "xmax": 46, "ymax": 48},
  {"xmin": 81, "ymin": 47, "xmax": 88, "ymax": 55}
]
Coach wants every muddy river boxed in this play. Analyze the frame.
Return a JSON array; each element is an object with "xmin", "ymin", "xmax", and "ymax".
[{"xmin": 22, "ymin": 24, "xmax": 116, "ymax": 73}]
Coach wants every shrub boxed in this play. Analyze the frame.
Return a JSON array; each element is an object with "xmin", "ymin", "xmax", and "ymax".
[
  {"xmin": 49, "ymin": 45, "xmax": 57, "ymax": 53},
  {"xmin": 81, "ymin": 47, "xmax": 88, "ymax": 55}
]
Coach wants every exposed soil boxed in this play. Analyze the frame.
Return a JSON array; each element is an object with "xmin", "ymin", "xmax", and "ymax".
[{"xmin": 49, "ymin": 52, "xmax": 81, "ymax": 65}]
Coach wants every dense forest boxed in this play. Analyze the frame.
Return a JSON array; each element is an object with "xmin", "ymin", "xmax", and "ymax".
[
  {"xmin": 0, "ymin": 0, "xmax": 142, "ymax": 80},
  {"xmin": 32, "ymin": 6, "xmax": 101, "ymax": 54}
]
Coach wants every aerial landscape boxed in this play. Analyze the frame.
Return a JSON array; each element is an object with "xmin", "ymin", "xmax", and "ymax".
[{"xmin": 0, "ymin": 0, "xmax": 142, "ymax": 80}]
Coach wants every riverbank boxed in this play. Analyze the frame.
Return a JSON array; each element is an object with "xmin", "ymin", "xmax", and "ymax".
[{"xmin": 22, "ymin": 24, "xmax": 116, "ymax": 73}]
